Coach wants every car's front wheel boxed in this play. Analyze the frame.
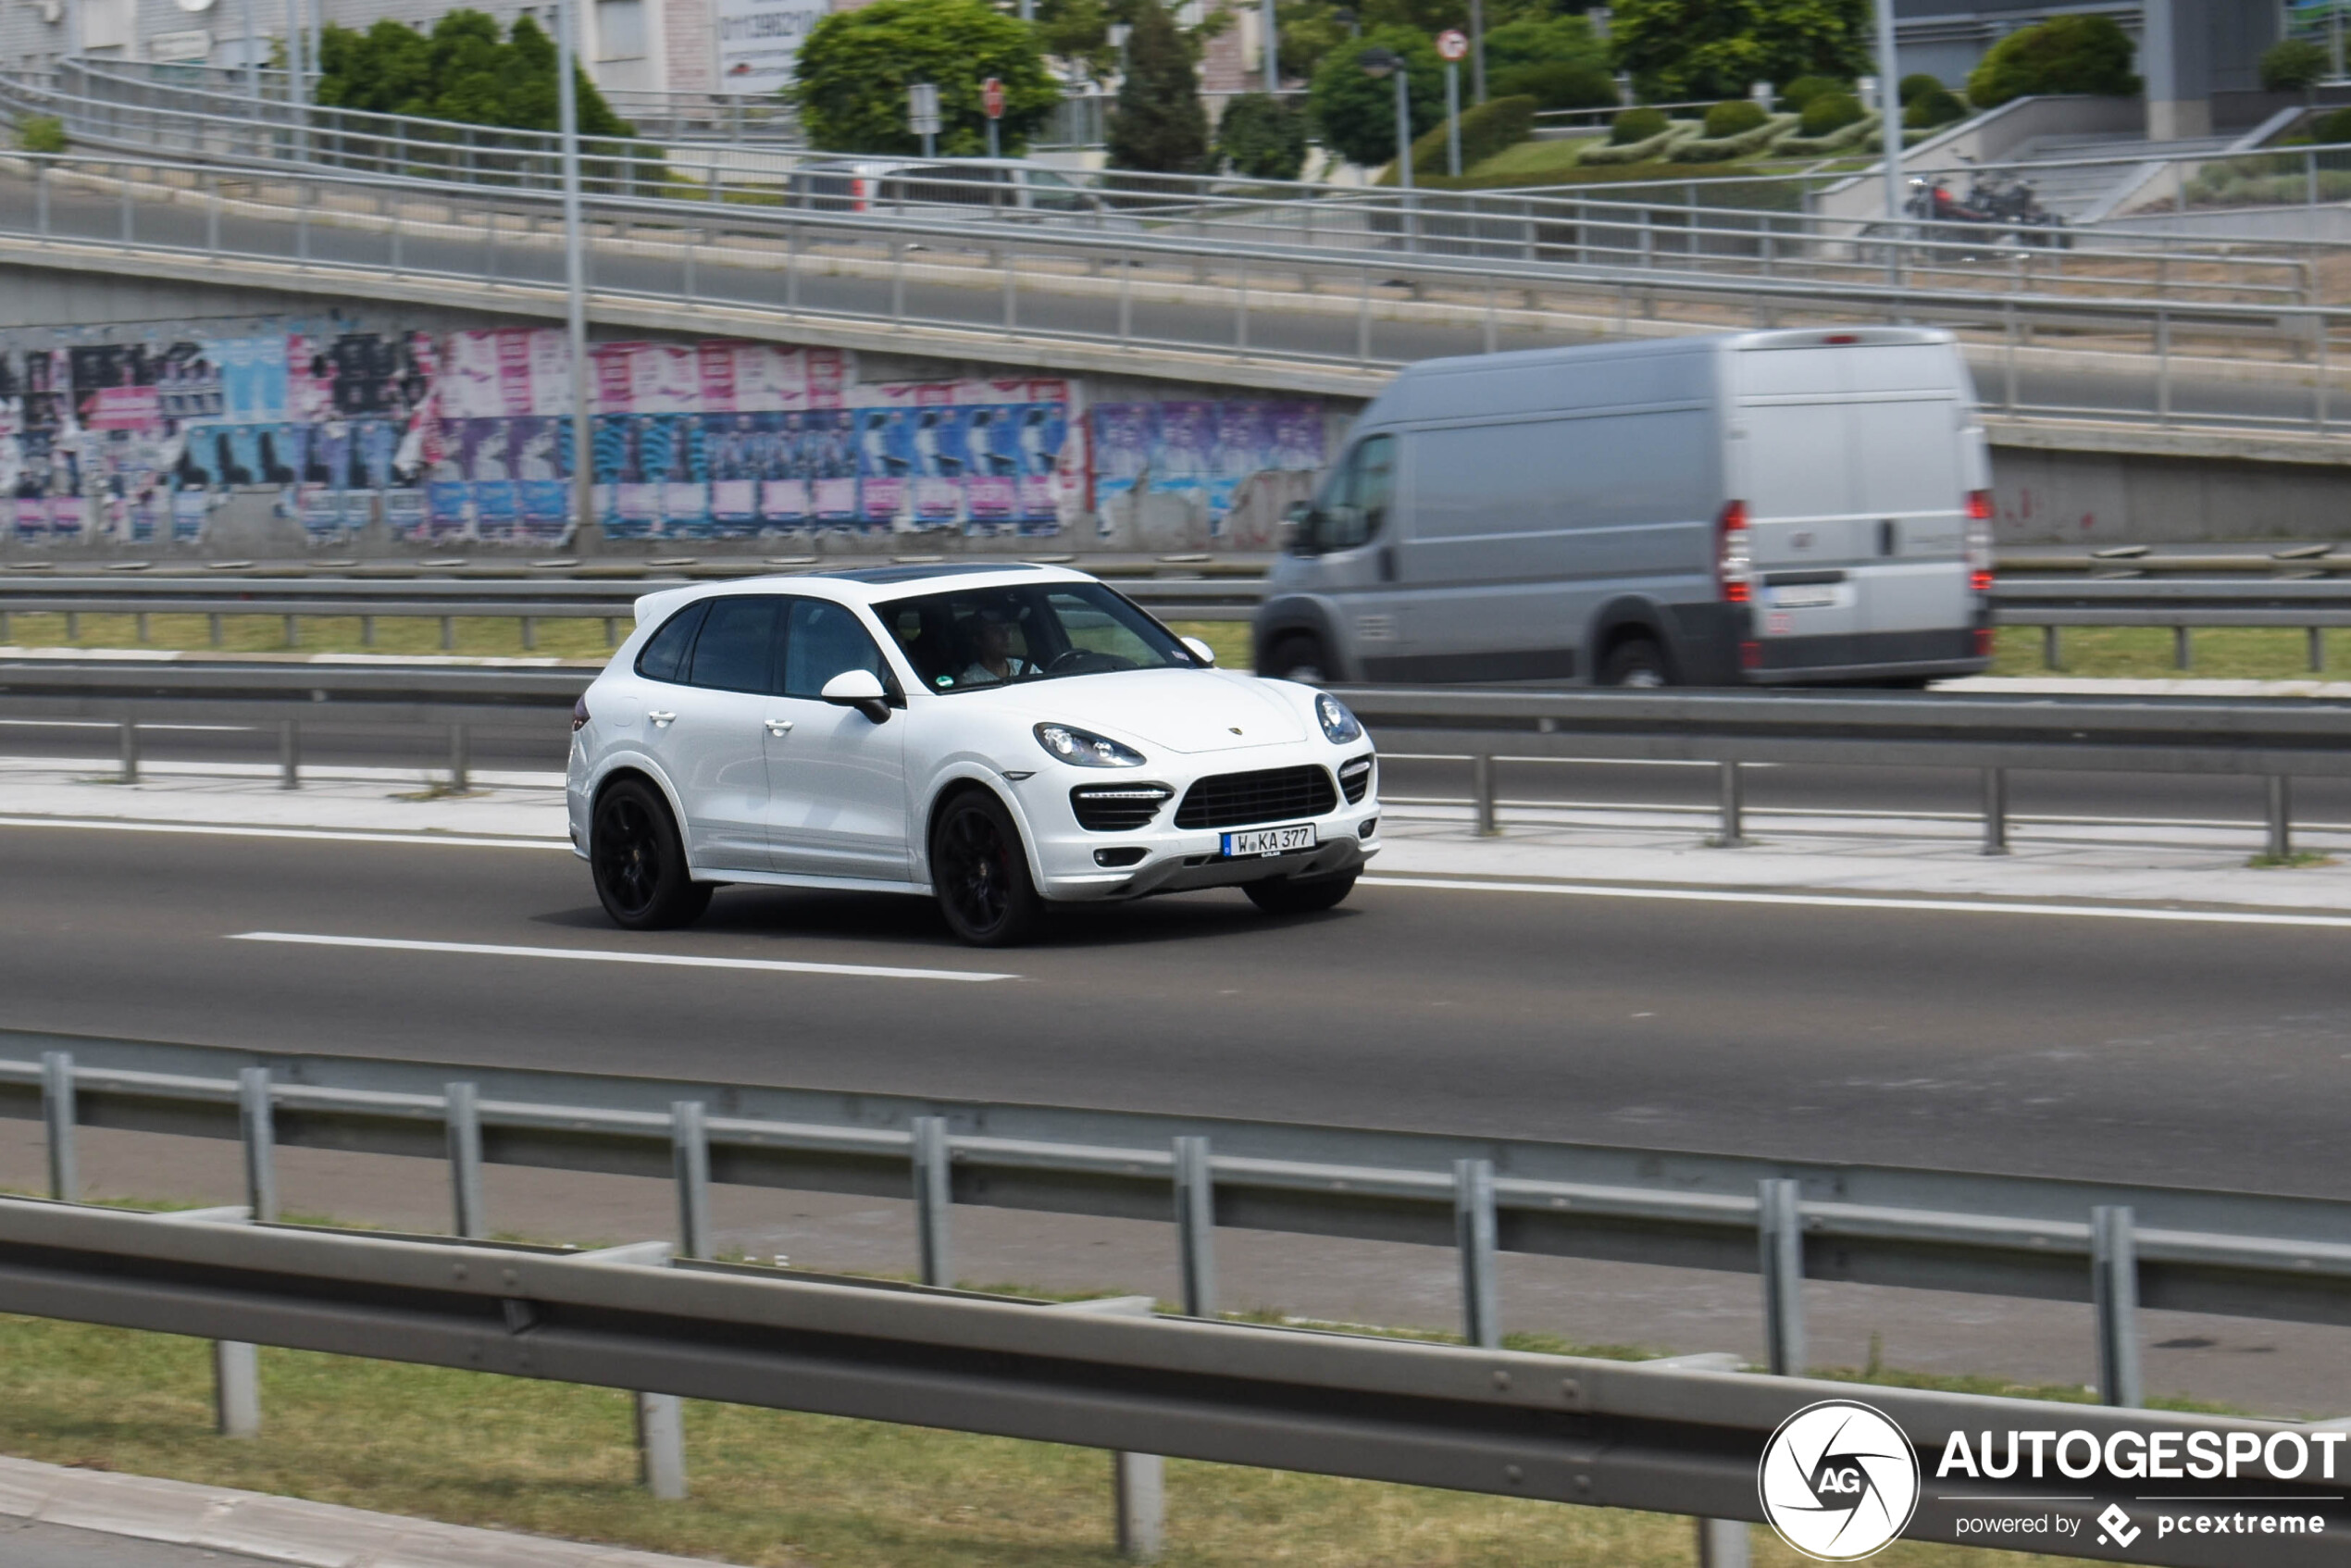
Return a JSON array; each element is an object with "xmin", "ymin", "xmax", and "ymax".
[
  {"xmin": 1244, "ymin": 869, "xmax": 1359, "ymax": 917},
  {"xmin": 930, "ymin": 790, "xmax": 1045, "ymax": 947},
  {"xmin": 591, "ymin": 778, "xmax": 713, "ymax": 930}
]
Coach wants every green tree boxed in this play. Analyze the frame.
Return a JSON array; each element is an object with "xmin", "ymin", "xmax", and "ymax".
[
  {"xmin": 1307, "ymin": 28, "xmax": 1444, "ymax": 169},
  {"xmin": 2262, "ymin": 38, "xmax": 2330, "ymax": 94},
  {"xmin": 1964, "ymin": 14, "xmax": 2138, "ymax": 109},
  {"xmin": 1214, "ymin": 92, "xmax": 1309, "ymax": 179},
  {"xmin": 316, "ymin": 10, "xmax": 630, "ymax": 136},
  {"xmin": 1608, "ymin": 0, "xmax": 1867, "ymax": 102},
  {"xmin": 1035, "ymin": 0, "xmax": 1120, "ymax": 81},
  {"xmin": 1491, "ymin": 59, "xmax": 1616, "ymax": 109},
  {"xmin": 790, "ymin": 0, "xmax": 1059, "ymax": 156},
  {"xmin": 1481, "ymin": 13, "xmax": 1602, "ymax": 77},
  {"xmin": 1107, "ymin": 0, "xmax": 1209, "ymax": 174}
]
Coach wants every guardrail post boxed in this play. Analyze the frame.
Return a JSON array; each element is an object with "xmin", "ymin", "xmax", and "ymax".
[
  {"xmin": 279, "ymin": 720, "xmax": 300, "ymax": 790},
  {"xmin": 361, "ymin": 615, "xmax": 375, "ymax": 648},
  {"xmin": 207, "ymin": 613, "xmax": 223, "ymax": 647},
  {"xmin": 636, "ymin": 1391, "xmax": 688, "ymax": 1500},
  {"xmin": 2267, "ymin": 777, "xmax": 2294, "ymax": 861},
  {"xmin": 449, "ymin": 724, "xmax": 470, "ymax": 791},
  {"xmin": 445, "ymin": 1081, "xmax": 486, "ymax": 1239},
  {"xmin": 1116, "ymin": 1447, "xmax": 1165, "ymax": 1562},
  {"xmin": 520, "ymin": 616, "xmax": 537, "ymax": 652},
  {"xmin": 2042, "ymin": 625, "xmax": 2062, "ymax": 671},
  {"xmin": 671, "ymin": 1101, "xmax": 710, "ymax": 1260},
  {"xmin": 239, "ymin": 1067, "xmax": 278, "ymax": 1225},
  {"xmin": 1981, "ymin": 768, "xmax": 2009, "ymax": 855},
  {"xmin": 1471, "ymin": 754, "xmax": 1498, "ymax": 836},
  {"xmin": 911, "ymin": 1115, "xmax": 952, "ymax": 1288},
  {"xmin": 214, "ymin": 1340, "xmax": 261, "ymax": 1439},
  {"xmin": 441, "ymin": 616, "xmax": 454, "ymax": 651},
  {"xmin": 2172, "ymin": 626, "xmax": 2192, "ymax": 671},
  {"xmin": 1757, "ymin": 1178, "xmax": 1804, "ymax": 1376},
  {"xmin": 1452, "ymin": 1158, "xmax": 1500, "ymax": 1349},
  {"xmin": 1695, "ymin": 1517, "xmax": 1750, "ymax": 1568},
  {"xmin": 603, "ymin": 616, "xmax": 620, "ymax": 648},
  {"xmin": 282, "ymin": 614, "xmax": 299, "ymax": 649},
  {"xmin": 2091, "ymin": 1204, "xmax": 2143, "ymax": 1409},
  {"xmin": 2309, "ymin": 627, "xmax": 2327, "ymax": 674},
  {"xmin": 40, "ymin": 1052, "xmax": 76, "ymax": 1202},
  {"xmin": 1173, "ymin": 1135, "xmax": 1216, "ymax": 1318},
  {"xmin": 118, "ymin": 720, "xmax": 140, "ymax": 784},
  {"xmin": 1715, "ymin": 762, "xmax": 1747, "ymax": 848}
]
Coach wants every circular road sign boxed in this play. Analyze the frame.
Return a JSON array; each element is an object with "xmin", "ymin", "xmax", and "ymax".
[
  {"xmin": 982, "ymin": 76, "xmax": 1006, "ymax": 118},
  {"xmin": 1435, "ymin": 28, "xmax": 1468, "ymax": 60}
]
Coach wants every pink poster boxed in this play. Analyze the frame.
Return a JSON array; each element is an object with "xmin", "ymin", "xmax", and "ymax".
[
  {"xmin": 630, "ymin": 345, "xmax": 700, "ymax": 414},
  {"xmin": 696, "ymin": 342, "xmax": 739, "ymax": 413},
  {"xmin": 444, "ymin": 332, "xmax": 503, "ymax": 418},
  {"xmin": 529, "ymin": 329, "xmax": 571, "ymax": 417},
  {"xmin": 86, "ymin": 388, "xmax": 159, "ymax": 429},
  {"xmin": 590, "ymin": 344, "xmax": 635, "ymax": 414}
]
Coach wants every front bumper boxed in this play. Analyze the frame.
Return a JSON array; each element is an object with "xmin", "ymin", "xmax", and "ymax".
[{"xmin": 1022, "ymin": 753, "xmax": 1382, "ymax": 902}]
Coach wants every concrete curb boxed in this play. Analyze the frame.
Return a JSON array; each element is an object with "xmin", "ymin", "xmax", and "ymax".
[{"xmin": 0, "ymin": 1452, "xmax": 735, "ymax": 1568}]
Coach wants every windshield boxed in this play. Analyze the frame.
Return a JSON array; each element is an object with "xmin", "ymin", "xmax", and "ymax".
[{"xmin": 876, "ymin": 580, "xmax": 1198, "ymax": 693}]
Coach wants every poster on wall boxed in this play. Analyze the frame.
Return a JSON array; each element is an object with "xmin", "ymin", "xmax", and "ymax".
[
  {"xmin": 715, "ymin": 0, "xmax": 829, "ymax": 97},
  {"xmin": 1088, "ymin": 399, "xmax": 1325, "ymax": 529}
]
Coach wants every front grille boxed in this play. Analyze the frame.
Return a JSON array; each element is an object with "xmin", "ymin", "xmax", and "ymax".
[
  {"xmin": 1072, "ymin": 784, "xmax": 1172, "ymax": 832},
  {"xmin": 1174, "ymin": 765, "xmax": 1337, "ymax": 829},
  {"xmin": 1337, "ymin": 753, "xmax": 1375, "ymax": 804}
]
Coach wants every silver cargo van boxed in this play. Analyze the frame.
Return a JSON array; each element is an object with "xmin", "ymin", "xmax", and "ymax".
[{"xmin": 1253, "ymin": 329, "xmax": 1996, "ymax": 688}]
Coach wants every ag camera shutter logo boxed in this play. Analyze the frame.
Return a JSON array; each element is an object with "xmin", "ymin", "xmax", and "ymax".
[{"xmin": 1758, "ymin": 1400, "xmax": 1922, "ymax": 1561}]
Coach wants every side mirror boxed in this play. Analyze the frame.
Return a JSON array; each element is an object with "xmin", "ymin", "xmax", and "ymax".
[
  {"xmin": 1279, "ymin": 501, "xmax": 1313, "ymax": 554},
  {"xmin": 1181, "ymin": 635, "xmax": 1217, "ymax": 667},
  {"xmin": 820, "ymin": 667, "xmax": 891, "ymax": 724}
]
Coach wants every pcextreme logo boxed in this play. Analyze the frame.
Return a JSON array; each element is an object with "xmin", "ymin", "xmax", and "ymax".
[{"xmin": 1758, "ymin": 1400, "xmax": 1922, "ymax": 1562}]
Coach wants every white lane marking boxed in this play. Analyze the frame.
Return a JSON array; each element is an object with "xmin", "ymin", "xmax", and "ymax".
[
  {"xmin": 1362, "ymin": 876, "xmax": 2351, "ymax": 930},
  {"xmin": 231, "ymin": 931, "xmax": 1016, "ymax": 983},
  {"xmin": 0, "ymin": 719, "xmax": 251, "ymax": 731},
  {"xmin": 0, "ymin": 816, "xmax": 564, "ymax": 850}
]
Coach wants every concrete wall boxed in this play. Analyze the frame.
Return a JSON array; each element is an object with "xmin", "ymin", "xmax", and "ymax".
[{"xmin": 1988, "ymin": 441, "xmax": 2351, "ymax": 545}]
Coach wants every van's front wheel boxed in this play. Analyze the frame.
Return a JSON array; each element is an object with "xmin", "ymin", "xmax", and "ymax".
[
  {"xmin": 1598, "ymin": 638, "xmax": 1672, "ymax": 688},
  {"xmin": 1261, "ymin": 633, "xmax": 1329, "ymax": 684}
]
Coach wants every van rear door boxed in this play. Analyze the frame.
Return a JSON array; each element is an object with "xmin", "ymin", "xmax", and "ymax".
[
  {"xmin": 1734, "ymin": 346, "xmax": 1870, "ymax": 651},
  {"xmin": 1843, "ymin": 344, "xmax": 1981, "ymax": 641}
]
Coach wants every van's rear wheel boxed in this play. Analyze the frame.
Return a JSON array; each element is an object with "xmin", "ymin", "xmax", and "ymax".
[
  {"xmin": 1599, "ymin": 638, "xmax": 1672, "ymax": 688},
  {"xmin": 1261, "ymin": 633, "xmax": 1328, "ymax": 684}
]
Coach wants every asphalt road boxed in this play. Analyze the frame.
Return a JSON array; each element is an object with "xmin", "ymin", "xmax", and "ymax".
[
  {"xmin": 0, "ymin": 168, "xmax": 2322, "ymax": 432},
  {"xmin": 6, "ymin": 818, "xmax": 2350, "ymax": 1198}
]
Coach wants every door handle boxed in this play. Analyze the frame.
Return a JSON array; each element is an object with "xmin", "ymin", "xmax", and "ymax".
[
  {"xmin": 1377, "ymin": 545, "xmax": 1397, "ymax": 583},
  {"xmin": 765, "ymin": 718, "xmax": 795, "ymax": 736},
  {"xmin": 647, "ymin": 710, "xmax": 677, "ymax": 728}
]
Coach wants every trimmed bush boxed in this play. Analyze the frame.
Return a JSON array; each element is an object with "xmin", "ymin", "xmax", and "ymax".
[
  {"xmin": 1213, "ymin": 93, "xmax": 1308, "ymax": 180},
  {"xmin": 16, "ymin": 115, "xmax": 65, "ymax": 155},
  {"xmin": 1672, "ymin": 110, "xmax": 1797, "ymax": 163},
  {"xmin": 1897, "ymin": 72, "xmax": 1944, "ymax": 106},
  {"xmin": 1581, "ymin": 118, "xmax": 1698, "ymax": 164},
  {"xmin": 1966, "ymin": 15, "xmax": 2140, "ymax": 110},
  {"xmin": 2262, "ymin": 38, "xmax": 2330, "ymax": 93},
  {"xmin": 1799, "ymin": 90, "xmax": 1864, "ymax": 137},
  {"xmin": 1703, "ymin": 97, "xmax": 1769, "ymax": 139},
  {"xmin": 1904, "ymin": 85, "xmax": 1968, "ymax": 130},
  {"xmin": 2313, "ymin": 106, "xmax": 2351, "ymax": 145},
  {"xmin": 1779, "ymin": 108, "xmax": 1880, "ymax": 156},
  {"xmin": 1397, "ymin": 94, "xmax": 1537, "ymax": 180},
  {"xmin": 1492, "ymin": 59, "xmax": 1618, "ymax": 111},
  {"xmin": 1780, "ymin": 75, "xmax": 1847, "ymax": 112},
  {"xmin": 1609, "ymin": 105, "xmax": 1671, "ymax": 145}
]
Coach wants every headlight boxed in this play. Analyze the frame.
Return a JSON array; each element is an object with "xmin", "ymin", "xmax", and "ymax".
[
  {"xmin": 1315, "ymin": 692, "xmax": 1362, "ymax": 744},
  {"xmin": 1035, "ymin": 723, "xmax": 1146, "ymax": 767}
]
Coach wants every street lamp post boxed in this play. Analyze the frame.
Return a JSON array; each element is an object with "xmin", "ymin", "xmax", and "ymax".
[
  {"xmin": 1361, "ymin": 46, "xmax": 1412, "ymax": 247},
  {"xmin": 555, "ymin": 0, "xmax": 593, "ymax": 542},
  {"xmin": 1875, "ymin": 0, "xmax": 1902, "ymax": 253},
  {"xmin": 1262, "ymin": 0, "xmax": 1277, "ymax": 93}
]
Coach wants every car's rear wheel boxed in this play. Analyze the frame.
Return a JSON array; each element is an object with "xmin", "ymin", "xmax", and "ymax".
[
  {"xmin": 1261, "ymin": 633, "xmax": 1328, "ymax": 684},
  {"xmin": 1245, "ymin": 869, "xmax": 1359, "ymax": 916},
  {"xmin": 591, "ymin": 778, "xmax": 712, "ymax": 930},
  {"xmin": 931, "ymin": 790, "xmax": 1044, "ymax": 947}
]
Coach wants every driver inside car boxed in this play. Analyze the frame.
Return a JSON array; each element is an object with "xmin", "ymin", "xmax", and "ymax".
[{"xmin": 960, "ymin": 605, "xmax": 1040, "ymax": 686}]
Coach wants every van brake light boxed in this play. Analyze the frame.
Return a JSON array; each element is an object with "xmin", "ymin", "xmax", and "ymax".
[
  {"xmin": 1716, "ymin": 500, "xmax": 1752, "ymax": 604},
  {"xmin": 1964, "ymin": 490, "xmax": 1995, "ymax": 593}
]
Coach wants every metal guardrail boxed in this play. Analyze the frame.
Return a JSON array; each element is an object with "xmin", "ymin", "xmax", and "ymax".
[
  {"xmin": 6, "ymin": 1027, "xmax": 2351, "ymax": 1412},
  {"xmin": 3, "ymin": 1194, "xmax": 2341, "ymax": 1564}
]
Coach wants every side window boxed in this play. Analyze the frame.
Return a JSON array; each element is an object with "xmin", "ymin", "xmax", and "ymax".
[
  {"xmin": 633, "ymin": 601, "xmax": 708, "ymax": 684},
  {"xmin": 783, "ymin": 599, "xmax": 892, "ymax": 699},
  {"xmin": 685, "ymin": 596, "xmax": 784, "ymax": 693},
  {"xmin": 1317, "ymin": 434, "xmax": 1394, "ymax": 551}
]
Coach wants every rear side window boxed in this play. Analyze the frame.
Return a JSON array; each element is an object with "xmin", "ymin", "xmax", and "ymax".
[
  {"xmin": 633, "ymin": 601, "xmax": 708, "ymax": 684},
  {"xmin": 783, "ymin": 599, "xmax": 892, "ymax": 699},
  {"xmin": 687, "ymin": 596, "xmax": 785, "ymax": 693}
]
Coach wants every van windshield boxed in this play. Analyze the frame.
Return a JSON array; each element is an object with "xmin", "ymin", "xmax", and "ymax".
[{"xmin": 876, "ymin": 581, "xmax": 1199, "ymax": 692}]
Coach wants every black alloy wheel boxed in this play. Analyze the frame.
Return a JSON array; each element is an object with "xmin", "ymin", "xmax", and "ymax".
[
  {"xmin": 931, "ymin": 790, "xmax": 1044, "ymax": 946},
  {"xmin": 591, "ymin": 778, "xmax": 713, "ymax": 930}
]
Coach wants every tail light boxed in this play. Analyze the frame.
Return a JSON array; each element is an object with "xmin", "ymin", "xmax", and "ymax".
[
  {"xmin": 571, "ymin": 695, "xmax": 591, "ymax": 733},
  {"xmin": 1965, "ymin": 490, "xmax": 1995, "ymax": 593},
  {"xmin": 1716, "ymin": 500, "xmax": 1752, "ymax": 604}
]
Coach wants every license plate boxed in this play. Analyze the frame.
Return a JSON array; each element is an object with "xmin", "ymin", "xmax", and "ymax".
[
  {"xmin": 1221, "ymin": 825, "xmax": 1317, "ymax": 858},
  {"xmin": 1773, "ymin": 586, "xmax": 1838, "ymax": 609}
]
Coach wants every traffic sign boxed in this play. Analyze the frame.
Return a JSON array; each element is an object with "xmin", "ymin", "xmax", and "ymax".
[
  {"xmin": 982, "ymin": 77, "xmax": 1005, "ymax": 119},
  {"xmin": 908, "ymin": 81, "xmax": 941, "ymax": 137},
  {"xmin": 1435, "ymin": 28, "xmax": 1468, "ymax": 61}
]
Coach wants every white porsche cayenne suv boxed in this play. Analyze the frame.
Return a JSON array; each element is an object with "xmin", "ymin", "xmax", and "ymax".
[{"xmin": 566, "ymin": 563, "xmax": 1381, "ymax": 945}]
